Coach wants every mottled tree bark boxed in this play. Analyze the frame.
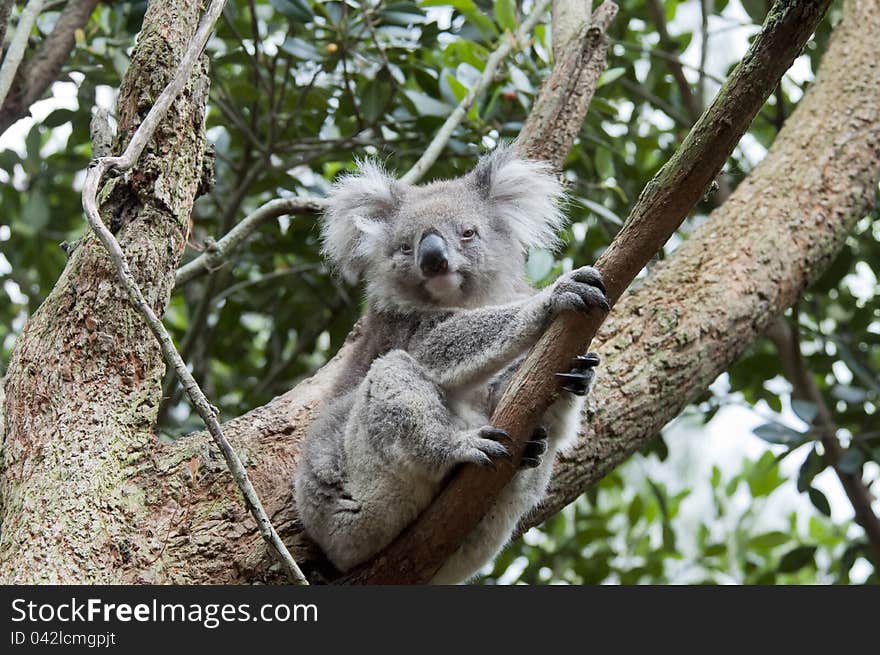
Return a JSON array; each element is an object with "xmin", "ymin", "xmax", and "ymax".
[
  {"xmin": 0, "ymin": 0, "xmax": 209, "ymax": 583},
  {"xmin": 551, "ymin": 0, "xmax": 592, "ymax": 62},
  {"xmin": 1, "ymin": 1, "xmax": 878, "ymax": 584}
]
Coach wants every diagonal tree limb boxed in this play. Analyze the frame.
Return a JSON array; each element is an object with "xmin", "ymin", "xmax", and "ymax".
[
  {"xmin": 340, "ymin": 0, "xmax": 833, "ymax": 585},
  {"xmin": 530, "ymin": 0, "xmax": 879, "ymax": 532},
  {"xmin": 80, "ymin": 0, "xmax": 307, "ymax": 584}
]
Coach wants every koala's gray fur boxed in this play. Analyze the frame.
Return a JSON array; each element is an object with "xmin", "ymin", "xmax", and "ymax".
[{"xmin": 294, "ymin": 144, "xmax": 606, "ymax": 583}]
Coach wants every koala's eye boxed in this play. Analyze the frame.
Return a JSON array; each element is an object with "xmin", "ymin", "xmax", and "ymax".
[
  {"xmin": 400, "ymin": 243, "xmax": 413, "ymax": 255},
  {"xmin": 461, "ymin": 228, "xmax": 477, "ymax": 241}
]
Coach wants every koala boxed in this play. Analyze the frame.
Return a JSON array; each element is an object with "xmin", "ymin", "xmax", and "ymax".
[{"xmin": 294, "ymin": 144, "xmax": 608, "ymax": 584}]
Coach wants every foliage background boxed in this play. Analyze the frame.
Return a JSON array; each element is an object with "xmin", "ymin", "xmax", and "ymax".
[{"xmin": 0, "ymin": 0, "xmax": 877, "ymax": 583}]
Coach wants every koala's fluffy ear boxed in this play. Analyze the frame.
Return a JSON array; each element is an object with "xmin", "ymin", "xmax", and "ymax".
[
  {"xmin": 321, "ymin": 160, "xmax": 403, "ymax": 282},
  {"xmin": 470, "ymin": 144, "xmax": 566, "ymax": 251}
]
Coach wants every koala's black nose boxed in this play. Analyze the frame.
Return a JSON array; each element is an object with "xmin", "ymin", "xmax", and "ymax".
[{"xmin": 418, "ymin": 232, "xmax": 449, "ymax": 277}]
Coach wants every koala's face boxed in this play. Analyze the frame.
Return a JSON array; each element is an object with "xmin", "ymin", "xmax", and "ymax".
[
  {"xmin": 366, "ymin": 180, "xmax": 526, "ymax": 310},
  {"xmin": 322, "ymin": 145, "xmax": 566, "ymax": 312}
]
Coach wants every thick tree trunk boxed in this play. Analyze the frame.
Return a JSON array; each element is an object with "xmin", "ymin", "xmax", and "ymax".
[
  {"xmin": 0, "ymin": 1, "xmax": 209, "ymax": 583},
  {"xmin": 1, "ymin": 1, "xmax": 878, "ymax": 584}
]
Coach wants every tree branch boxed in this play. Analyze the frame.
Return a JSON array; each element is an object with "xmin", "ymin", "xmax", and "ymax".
[
  {"xmin": 518, "ymin": 1, "xmax": 617, "ymax": 165},
  {"xmin": 399, "ymin": 0, "xmax": 553, "ymax": 184},
  {"xmin": 340, "ymin": 0, "xmax": 833, "ymax": 585},
  {"xmin": 175, "ymin": 197, "xmax": 323, "ymax": 287},
  {"xmin": 0, "ymin": 0, "xmax": 44, "ymax": 108},
  {"xmin": 551, "ymin": 0, "xmax": 592, "ymax": 62},
  {"xmin": 766, "ymin": 315, "xmax": 880, "ymax": 560},
  {"xmin": 80, "ymin": 0, "xmax": 306, "ymax": 584}
]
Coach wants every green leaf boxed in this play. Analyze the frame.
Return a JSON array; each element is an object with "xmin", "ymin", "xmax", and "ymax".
[
  {"xmin": 598, "ymin": 67, "xmax": 625, "ymax": 88},
  {"xmin": 627, "ymin": 494, "xmax": 643, "ymax": 526},
  {"xmin": 0, "ymin": 149, "xmax": 19, "ymax": 172},
  {"xmin": 423, "ymin": 0, "xmax": 498, "ymax": 39},
  {"xmin": 748, "ymin": 531, "xmax": 790, "ymax": 550},
  {"xmin": 579, "ymin": 197, "xmax": 623, "ymax": 226},
  {"xmin": 21, "ymin": 188, "xmax": 50, "ymax": 234},
  {"xmin": 508, "ymin": 64, "xmax": 533, "ymax": 94},
  {"xmin": 361, "ymin": 78, "xmax": 392, "ymax": 124},
  {"xmin": 831, "ymin": 384, "xmax": 867, "ymax": 404},
  {"xmin": 24, "ymin": 124, "xmax": 42, "ymax": 175},
  {"xmin": 797, "ymin": 446, "xmax": 825, "ymax": 493},
  {"xmin": 403, "ymin": 90, "xmax": 450, "ymax": 117},
  {"xmin": 752, "ymin": 422, "xmax": 807, "ymax": 446},
  {"xmin": 777, "ymin": 545, "xmax": 817, "ymax": 573},
  {"xmin": 724, "ymin": 476, "xmax": 740, "ymax": 497},
  {"xmin": 42, "ymin": 109, "xmax": 77, "ymax": 128},
  {"xmin": 703, "ymin": 543, "xmax": 726, "ymax": 557},
  {"xmin": 444, "ymin": 72, "xmax": 470, "ymax": 103},
  {"xmin": 280, "ymin": 36, "xmax": 319, "ymax": 60},
  {"xmin": 270, "ymin": 0, "xmax": 313, "ymax": 22},
  {"xmin": 791, "ymin": 399, "xmax": 817, "ymax": 424},
  {"xmin": 493, "ymin": 0, "xmax": 516, "ymax": 31},
  {"xmin": 746, "ymin": 451, "xmax": 785, "ymax": 497},
  {"xmin": 740, "ymin": 0, "xmax": 768, "ymax": 24},
  {"xmin": 808, "ymin": 487, "xmax": 832, "ymax": 517}
]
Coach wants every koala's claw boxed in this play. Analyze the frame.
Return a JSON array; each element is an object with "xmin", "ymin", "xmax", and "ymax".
[
  {"xmin": 570, "ymin": 266, "xmax": 607, "ymax": 295},
  {"xmin": 575, "ymin": 352, "xmax": 600, "ymax": 367},
  {"xmin": 556, "ymin": 352, "xmax": 600, "ymax": 395},
  {"xmin": 459, "ymin": 426, "xmax": 512, "ymax": 467},
  {"xmin": 552, "ymin": 266, "xmax": 610, "ymax": 314},
  {"xmin": 520, "ymin": 426, "xmax": 548, "ymax": 469}
]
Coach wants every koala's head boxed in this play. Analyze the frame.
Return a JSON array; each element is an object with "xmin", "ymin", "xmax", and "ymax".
[{"xmin": 321, "ymin": 144, "xmax": 566, "ymax": 311}]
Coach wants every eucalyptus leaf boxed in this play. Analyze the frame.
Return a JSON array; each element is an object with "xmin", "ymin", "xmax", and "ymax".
[
  {"xmin": 778, "ymin": 545, "xmax": 817, "ymax": 573},
  {"xmin": 753, "ymin": 422, "xmax": 807, "ymax": 446}
]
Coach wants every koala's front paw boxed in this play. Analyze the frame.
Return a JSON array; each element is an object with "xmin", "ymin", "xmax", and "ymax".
[
  {"xmin": 556, "ymin": 352, "xmax": 600, "ymax": 396},
  {"xmin": 456, "ymin": 426, "xmax": 512, "ymax": 468},
  {"xmin": 549, "ymin": 266, "xmax": 609, "ymax": 314},
  {"xmin": 520, "ymin": 426, "xmax": 548, "ymax": 469}
]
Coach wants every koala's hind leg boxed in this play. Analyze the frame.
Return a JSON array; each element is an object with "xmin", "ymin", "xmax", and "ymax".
[
  {"xmin": 356, "ymin": 349, "xmax": 513, "ymax": 472},
  {"xmin": 300, "ymin": 349, "xmax": 511, "ymax": 572}
]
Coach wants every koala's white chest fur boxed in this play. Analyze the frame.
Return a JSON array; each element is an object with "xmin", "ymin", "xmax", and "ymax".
[{"xmin": 443, "ymin": 377, "xmax": 493, "ymax": 431}]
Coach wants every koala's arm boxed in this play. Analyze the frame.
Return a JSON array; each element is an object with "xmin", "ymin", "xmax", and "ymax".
[{"xmin": 411, "ymin": 266, "xmax": 607, "ymax": 388}]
